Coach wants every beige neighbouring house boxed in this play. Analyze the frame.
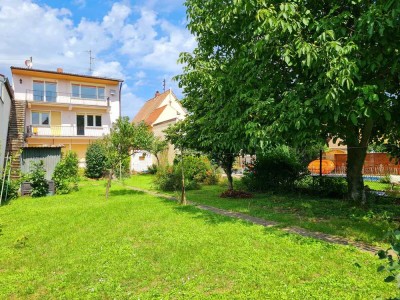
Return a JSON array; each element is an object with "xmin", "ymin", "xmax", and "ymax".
[
  {"xmin": 10, "ymin": 66, "xmax": 123, "ymax": 169},
  {"xmin": 131, "ymin": 89, "xmax": 186, "ymax": 172}
]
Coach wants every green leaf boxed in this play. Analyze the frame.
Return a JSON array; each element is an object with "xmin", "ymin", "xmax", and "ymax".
[
  {"xmin": 377, "ymin": 250, "xmax": 387, "ymax": 259},
  {"xmin": 377, "ymin": 265, "xmax": 385, "ymax": 272},
  {"xmin": 350, "ymin": 113, "xmax": 358, "ymax": 125},
  {"xmin": 384, "ymin": 275, "xmax": 395, "ymax": 282}
]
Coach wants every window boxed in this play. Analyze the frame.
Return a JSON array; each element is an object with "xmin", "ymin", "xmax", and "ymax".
[
  {"xmin": 86, "ymin": 115, "xmax": 102, "ymax": 127},
  {"xmin": 32, "ymin": 112, "xmax": 50, "ymax": 125},
  {"xmin": 33, "ymin": 81, "xmax": 57, "ymax": 102},
  {"xmin": 71, "ymin": 84, "xmax": 105, "ymax": 100}
]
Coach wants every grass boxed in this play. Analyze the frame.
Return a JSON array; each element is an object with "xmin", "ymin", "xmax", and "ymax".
[
  {"xmin": 0, "ymin": 178, "xmax": 398, "ymax": 298},
  {"xmin": 124, "ymin": 175, "xmax": 400, "ymax": 246}
]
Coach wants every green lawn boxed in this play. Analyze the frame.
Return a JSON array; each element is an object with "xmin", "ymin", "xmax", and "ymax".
[
  {"xmin": 0, "ymin": 179, "xmax": 397, "ymax": 298},
  {"xmin": 124, "ymin": 175, "xmax": 400, "ymax": 246}
]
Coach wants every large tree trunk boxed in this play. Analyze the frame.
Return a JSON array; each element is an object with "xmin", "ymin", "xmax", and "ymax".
[
  {"xmin": 222, "ymin": 154, "xmax": 235, "ymax": 191},
  {"xmin": 346, "ymin": 144, "xmax": 367, "ymax": 205},
  {"xmin": 345, "ymin": 118, "xmax": 373, "ymax": 205}
]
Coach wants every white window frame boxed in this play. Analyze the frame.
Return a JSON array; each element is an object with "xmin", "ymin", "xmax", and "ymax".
[
  {"xmin": 32, "ymin": 80, "xmax": 58, "ymax": 102},
  {"xmin": 31, "ymin": 111, "xmax": 51, "ymax": 126},
  {"xmin": 85, "ymin": 114, "xmax": 102, "ymax": 127},
  {"xmin": 71, "ymin": 83, "xmax": 105, "ymax": 100}
]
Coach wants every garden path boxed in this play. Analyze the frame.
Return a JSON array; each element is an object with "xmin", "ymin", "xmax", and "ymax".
[{"xmin": 124, "ymin": 185, "xmax": 381, "ymax": 254}]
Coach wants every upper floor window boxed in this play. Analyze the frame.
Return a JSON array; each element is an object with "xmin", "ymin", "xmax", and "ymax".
[
  {"xmin": 72, "ymin": 84, "xmax": 105, "ymax": 100},
  {"xmin": 33, "ymin": 81, "xmax": 57, "ymax": 102}
]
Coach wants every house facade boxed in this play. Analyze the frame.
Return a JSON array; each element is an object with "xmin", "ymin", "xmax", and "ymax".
[
  {"xmin": 11, "ymin": 67, "xmax": 123, "ymax": 167},
  {"xmin": 131, "ymin": 89, "xmax": 186, "ymax": 171},
  {"xmin": 0, "ymin": 74, "xmax": 13, "ymax": 171}
]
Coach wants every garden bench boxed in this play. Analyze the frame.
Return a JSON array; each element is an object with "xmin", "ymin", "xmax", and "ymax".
[{"xmin": 390, "ymin": 175, "xmax": 400, "ymax": 190}]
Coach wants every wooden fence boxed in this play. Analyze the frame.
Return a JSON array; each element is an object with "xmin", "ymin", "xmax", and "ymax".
[{"xmin": 333, "ymin": 153, "xmax": 400, "ymax": 175}]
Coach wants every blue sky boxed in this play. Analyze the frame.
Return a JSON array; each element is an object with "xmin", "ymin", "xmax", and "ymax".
[{"xmin": 0, "ymin": 0, "xmax": 195, "ymax": 118}]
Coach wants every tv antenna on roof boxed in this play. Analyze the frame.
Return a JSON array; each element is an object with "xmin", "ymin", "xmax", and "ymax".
[
  {"xmin": 86, "ymin": 50, "xmax": 95, "ymax": 73},
  {"xmin": 25, "ymin": 57, "xmax": 33, "ymax": 69},
  {"xmin": 163, "ymin": 78, "xmax": 166, "ymax": 92}
]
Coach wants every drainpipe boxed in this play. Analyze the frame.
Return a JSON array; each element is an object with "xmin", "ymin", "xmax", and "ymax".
[{"xmin": 118, "ymin": 81, "xmax": 123, "ymax": 119}]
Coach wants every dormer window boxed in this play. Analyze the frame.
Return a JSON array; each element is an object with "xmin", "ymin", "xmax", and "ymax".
[{"xmin": 72, "ymin": 84, "xmax": 105, "ymax": 100}]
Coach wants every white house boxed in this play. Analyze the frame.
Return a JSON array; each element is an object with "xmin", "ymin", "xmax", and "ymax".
[
  {"xmin": 131, "ymin": 89, "xmax": 186, "ymax": 172},
  {"xmin": 11, "ymin": 66, "xmax": 123, "ymax": 167}
]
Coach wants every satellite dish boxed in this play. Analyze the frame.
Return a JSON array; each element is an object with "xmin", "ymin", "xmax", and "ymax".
[{"xmin": 25, "ymin": 59, "xmax": 33, "ymax": 69}]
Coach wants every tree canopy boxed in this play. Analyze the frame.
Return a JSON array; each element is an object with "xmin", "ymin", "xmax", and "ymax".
[{"xmin": 178, "ymin": 0, "xmax": 400, "ymax": 203}]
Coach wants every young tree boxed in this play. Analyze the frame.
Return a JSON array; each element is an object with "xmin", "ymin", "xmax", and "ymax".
[
  {"xmin": 148, "ymin": 136, "xmax": 168, "ymax": 166},
  {"xmin": 179, "ymin": 0, "xmax": 400, "ymax": 204},
  {"xmin": 103, "ymin": 117, "xmax": 153, "ymax": 198}
]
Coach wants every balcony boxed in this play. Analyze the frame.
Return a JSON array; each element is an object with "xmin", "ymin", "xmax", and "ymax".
[
  {"xmin": 26, "ymin": 125, "xmax": 110, "ymax": 138},
  {"xmin": 25, "ymin": 90, "xmax": 110, "ymax": 107}
]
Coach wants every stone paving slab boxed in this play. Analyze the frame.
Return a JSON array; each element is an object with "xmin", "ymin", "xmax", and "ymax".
[{"xmin": 125, "ymin": 186, "xmax": 381, "ymax": 254}]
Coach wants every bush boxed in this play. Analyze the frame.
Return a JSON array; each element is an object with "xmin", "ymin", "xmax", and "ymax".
[
  {"xmin": 203, "ymin": 168, "xmax": 221, "ymax": 185},
  {"xmin": 29, "ymin": 161, "xmax": 48, "ymax": 197},
  {"xmin": 0, "ymin": 177, "xmax": 19, "ymax": 203},
  {"xmin": 85, "ymin": 142, "xmax": 106, "ymax": 179},
  {"xmin": 147, "ymin": 164, "xmax": 158, "ymax": 174},
  {"xmin": 154, "ymin": 165, "xmax": 200, "ymax": 191},
  {"xmin": 242, "ymin": 146, "xmax": 303, "ymax": 192},
  {"xmin": 52, "ymin": 151, "xmax": 79, "ymax": 194},
  {"xmin": 296, "ymin": 176, "xmax": 348, "ymax": 198},
  {"xmin": 175, "ymin": 155, "xmax": 212, "ymax": 183}
]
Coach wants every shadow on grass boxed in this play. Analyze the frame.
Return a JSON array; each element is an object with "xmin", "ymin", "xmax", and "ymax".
[
  {"xmin": 110, "ymin": 189, "xmax": 146, "ymax": 197},
  {"xmin": 163, "ymin": 198, "xmax": 252, "ymax": 227}
]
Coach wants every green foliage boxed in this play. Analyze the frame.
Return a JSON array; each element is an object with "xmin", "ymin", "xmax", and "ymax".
[
  {"xmin": 85, "ymin": 142, "xmax": 106, "ymax": 179},
  {"xmin": 148, "ymin": 137, "xmax": 168, "ymax": 166},
  {"xmin": 242, "ymin": 146, "xmax": 303, "ymax": 192},
  {"xmin": 28, "ymin": 161, "xmax": 48, "ymax": 198},
  {"xmin": 295, "ymin": 176, "xmax": 348, "ymax": 199},
  {"xmin": 154, "ymin": 156, "xmax": 214, "ymax": 191},
  {"xmin": 377, "ymin": 229, "xmax": 400, "ymax": 292},
  {"xmin": 154, "ymin": 165, "xmax": 200, "ymax": 191},
  {"xmin": 179, "ymin": 0, "xmax": 400, "ymax": 203},
  {"xmin": 0, "ymin": 177, "xmax": 19, "ymax": 204},
  {"xmin": 52, "ymin": 151, "xmax": 79, "ymax": 194},
  {"xmin": 147, "ymin": 164, "xmax": 158, "ymax": 174}
]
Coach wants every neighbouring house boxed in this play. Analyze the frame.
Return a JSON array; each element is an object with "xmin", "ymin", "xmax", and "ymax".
[
  {"xmin": 0, "ymin": 74, "xmax": 13, "ymax": 171},
  {"xmin": 131, "ymin": 89, "xmax": 186, "ymax": 172},
  {"xmin": 9, "ymin": 66, "xmax": 123, "ymax": 176}
]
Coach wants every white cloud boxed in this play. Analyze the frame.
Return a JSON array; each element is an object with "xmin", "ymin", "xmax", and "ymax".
[
  {"xmin": 121, "ymin": 91, "xmax": 146, "ymax": 119},
  {"xmin": 73, "ymin": 0, "xmax": 86, "ymax": 9},
  {"xmin": 92, "ymin": 61, "xmax": 124, "ymax": 79}
]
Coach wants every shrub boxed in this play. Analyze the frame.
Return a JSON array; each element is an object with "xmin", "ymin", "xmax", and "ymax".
[
  {"xmin": 29, "ymin": 161, "xmax": 48, "ymax": 197},
  {"xmin": 147, "ymin": 164, "xmax": 158, "ymax": 174},
  {"xmin": 242, "ymin": 146, "xmax": 303, "ymax": 192},
  {"xmin": 175, "ymin": 155, "xmax": 212, "ymax": 183},
  {"xmin": 203, "ymin": 168, "xmax": 221, "ymax": 185},
  {"xmin": 0, "ymin": 177, "xmax": 19, "ymax": 203},
  {"xmin": 52, "ymin": 151, "xmax": 79, "ymax": 194},
  {"xmin": 154, "ymin": 165, "xmax": 200, "ymax": 191},
  {"xmin": 295, "ymin": 176, "xmax": 348, "ymax": 198},
  {"xmin": 85, "ymin": 142, "xmax": 106, "ymax": 179}
]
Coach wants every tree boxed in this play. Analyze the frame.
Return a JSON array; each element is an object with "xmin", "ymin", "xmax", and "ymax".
[
  {"xmin": 180, "ymin": 0, "xmax": 400, "ymax": 204},
  {"xmin": 103, "ymin": 117, "xmax": 153, "ymax": 198},
  {"xmin": 165, "ymin": 119, "xmax": 244, "ymax": 191},
  {"xmin": 148, "ymin": 136, "xmax": 168, "ymax": 166},
  {"xmin": 85, "ymin": 142, "xmax": 106, "ymax": 179}
]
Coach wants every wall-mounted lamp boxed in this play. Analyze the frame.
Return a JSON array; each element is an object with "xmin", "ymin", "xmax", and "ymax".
[{"xmin": 19, "ymin": 79, "xmax": 22, "ymax": 84}]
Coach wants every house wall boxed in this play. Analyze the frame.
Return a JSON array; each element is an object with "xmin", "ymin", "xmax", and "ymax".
[
  {"xmin": 152, "ymin": 120, "xmax": 178, "ymax": 165},
  {"xmin": 0, "ymin": 76, "xmax": 12, "ymax": 171},
  {"xmin": 12, "ymin": 72, "xmax": 120, "ymax": 123},
  {"xmin": 130, "ymin": 150, "xmax": 153, "ymax": 172}
]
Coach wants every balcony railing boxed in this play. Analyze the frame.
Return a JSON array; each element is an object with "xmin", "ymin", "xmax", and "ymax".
[
  {"xmin": 25, "ymin": 90, "xmax": 110, "ymax": 107},
  {"xmin": 26, "ymin": 125, "xmax": 110, "ymax": 138}
]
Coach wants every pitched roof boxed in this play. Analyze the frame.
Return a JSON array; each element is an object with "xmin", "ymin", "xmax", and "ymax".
[
  {"xmin": 11, "ymin": 67, "xmax": 123, "ymax": 84},
  {"xmin": 132, "ymin": 90, "xmax": 170, "ymax": 124},
  {"xmin": 145, "ymin": 105, "xmax": 167, "ymax": 125}
]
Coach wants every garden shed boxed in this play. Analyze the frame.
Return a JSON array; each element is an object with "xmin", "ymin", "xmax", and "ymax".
[{"xmin": 20, "ymin": 146, "xmax": 62, "ymax": 180}]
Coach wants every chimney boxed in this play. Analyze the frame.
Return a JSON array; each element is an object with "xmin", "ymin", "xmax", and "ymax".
[
  {"xmin": 57, "ymin": 68, "xmax": 63, "ymax": 73},
  {"xmin": 155, "ymin": 91, "xmax": 160, "ymax": 97}
]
